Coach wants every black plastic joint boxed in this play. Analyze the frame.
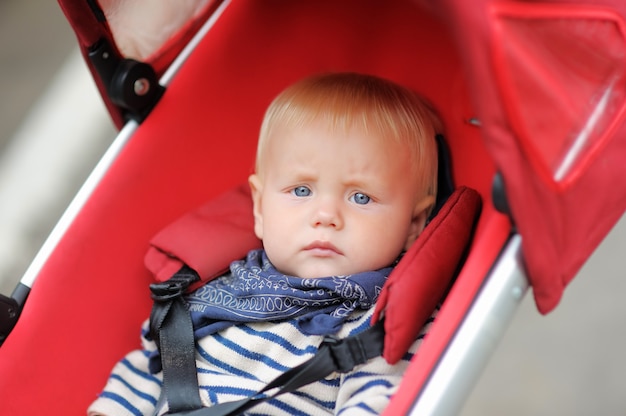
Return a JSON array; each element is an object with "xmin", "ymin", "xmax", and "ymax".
[
  {"xmin": 0, "ymin": 295, "xmax": 19, "ymax": 336},
  {"xmin": 0, "ymin": 283, "xmax": 30, "ymax": 345},
  {"xmin": 150, "ymin": 266, "xmax": 200, "ymax": 302},
  {"xmin": 88, "ymin": 37, "xmax": 165, "ymax": 122},
  {"xmin": 322, "ymin": 335, "xmax": 368, "ymax": 373}
]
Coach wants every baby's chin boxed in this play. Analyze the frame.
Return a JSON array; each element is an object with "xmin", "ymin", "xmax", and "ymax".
[{"xmin": 276, "ymin": 263, "xmax": 373, "ymax": 279}]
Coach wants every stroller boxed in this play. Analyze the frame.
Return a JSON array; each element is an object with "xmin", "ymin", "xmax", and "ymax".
[{"xmin": 1, "ymin": 0, "xmax": 625, "ymax": 414}]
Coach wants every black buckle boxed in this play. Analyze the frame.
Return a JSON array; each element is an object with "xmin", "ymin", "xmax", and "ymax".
[
  {"xmin": 150, "ymin": 266, "xmax": 199, "ymax": 302},
  {"xmin": 150, "ymin": 280, "xmax": 189, "ymax": 302},
  {"xmin": 322, "ymin": 334, "xmax": 368, "ymax": 374}
]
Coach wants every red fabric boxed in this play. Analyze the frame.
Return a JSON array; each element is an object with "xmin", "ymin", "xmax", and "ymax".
[
  {"xmin": 145, "ymin": 183, "xmax": 261, "ymax": 283},
  {"xmin": 0, "ymin": 1, "xmax": 498, "ymax": 414},
  {"xmin": 57, "ymin": 0, "xmax": 109, "ymax": 48},
  {"xmin": 441, "ymin": 0, "xmax": 626, "ymax": 313},
  {"xmin": 382, "ymin": 206, "xmax": 511, "ymax": 415},
  {"xmin": 489, "ymin": 2, "xmax": 626, "ymax": 313},
  {"xmin": 373, "ymin": 186, "xmax": 482, "ymax": 364}
]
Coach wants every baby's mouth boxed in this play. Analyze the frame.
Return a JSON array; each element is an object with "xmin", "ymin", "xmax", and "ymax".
[{"xmin": 303, "ymin": 241, "xmax": 343, "ymax": 256}]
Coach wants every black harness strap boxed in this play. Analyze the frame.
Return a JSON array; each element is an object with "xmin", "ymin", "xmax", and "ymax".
[
  {"xmin": 149, "ymin": 267, "xmax": 385, "ymax": 416},
  {"xmin": 173, "ymin": 320, "xmax": 385, "ymax": 416},
  {"xmin": 149, "ymin": 266, "xmax": 203, "ymax": 413}
]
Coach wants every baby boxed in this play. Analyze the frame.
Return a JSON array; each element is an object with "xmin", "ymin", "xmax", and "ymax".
[{"xmin": 88, "ymin": 72, "xmax": 441, "ymax": 416}]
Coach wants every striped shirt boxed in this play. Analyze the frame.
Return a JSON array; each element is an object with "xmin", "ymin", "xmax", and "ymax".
[{"xmin": 88, "ymin": 307, "xmax": 435, "ymax": 416}]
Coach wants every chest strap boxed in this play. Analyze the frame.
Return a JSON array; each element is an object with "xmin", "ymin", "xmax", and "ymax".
[
  {"xmin": 149, "ymin": 266, "xmax": 202, "ymax": 413},
  {"xmin": 150, "ymin": 266, "xmax": 385, "ymax": 416}
]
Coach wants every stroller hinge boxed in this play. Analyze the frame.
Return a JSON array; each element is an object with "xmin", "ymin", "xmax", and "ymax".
[
  {"xmin": 0, "ymin": 283, "xmax": 30, "ymax": 346},
  {"xmin": 88, "ymin": 38, "xmax": 165, "ymax": 123}
]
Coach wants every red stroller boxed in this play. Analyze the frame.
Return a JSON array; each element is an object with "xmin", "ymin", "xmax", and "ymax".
[{"xmin": 1, "ymin": 0, "xmax": 625, "ymax": 414}]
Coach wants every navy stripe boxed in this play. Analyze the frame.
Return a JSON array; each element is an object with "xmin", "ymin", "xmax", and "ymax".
[
  {"xmin": 238, "ymin": 324, "xmax": 319, "ymax": 356},
  {"xmin": 199, "ymin": 385, "xmax": 260, "ymax": 397},
  {"xmin": 337, "ymin": 401, "xmax": 379, "ymax": 415},
  {"xmin": 318, "ymin": 374, "xmax": 342, "ymax": 388},
  {"xmin": 120, "ymin": 358, "xmax": 161, "ymax": 386},
  {"xmin": 343, "ymin": 370, "xmax": 378, "ymax": 380},
  {"xmin": 196, "ymin": 346, "xmax": 261, "ymax": 381},
  {"xmin": 347, "ymin": 316, "xmax": 372, "ymax": 336},
  {"xmin": 212, "ymin": 331, "xmax": 292, "ymax": 372},
  {"xmin": 262, "ymin": 396, "xmax": 325, "ymax": 416},
  {"xmin": 99, "ymin": 391, "xmax": 144, "ymax": 416},
  {"xmin": 197, "ymin": 367, "xmax": 225, "ymax": 376},
  {"xmin": 110, "ymin": 374, "xmax": 158, "ymax": 405},
  {"xmin": 349, "ymin": 378, "xmax": 395, "ymax": 397}
]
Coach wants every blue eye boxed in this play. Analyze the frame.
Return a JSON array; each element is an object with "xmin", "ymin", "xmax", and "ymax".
[
  {"xmin": 292, "ymin": 186, "xmax": 311, "ymax": 197},
  {"xmin": 351, "ymin": 192, "xmax": 371, "ymax": 205}
]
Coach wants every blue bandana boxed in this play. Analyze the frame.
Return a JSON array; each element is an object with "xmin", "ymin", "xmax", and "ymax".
[{"xmin": 187, "ymin": 249, "xmax": 392, "ymax": 338}]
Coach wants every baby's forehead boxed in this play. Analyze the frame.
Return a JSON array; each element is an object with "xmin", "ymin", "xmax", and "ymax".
[
  {"xmin": 271, "ymin": 115, "xmax": 408, "ymax": 143},
  {"xmin": 265, "ymin": 120, "xmax": 418, "ymax": 171}
]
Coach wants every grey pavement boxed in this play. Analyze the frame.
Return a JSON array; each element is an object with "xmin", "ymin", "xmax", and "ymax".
[{"xmin": 1, "ymin": 1, "xmax": 625, "ymax": 415}]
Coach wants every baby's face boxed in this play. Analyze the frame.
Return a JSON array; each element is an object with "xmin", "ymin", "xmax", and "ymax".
[{"xmin": 249, "ymin": 121, "xmax": 432, "ymax": 278}]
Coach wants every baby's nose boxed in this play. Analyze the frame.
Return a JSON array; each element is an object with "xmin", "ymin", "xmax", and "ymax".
[{"xmin": 311, "ymin": 199, "xmax": 343, "ymax": 229}]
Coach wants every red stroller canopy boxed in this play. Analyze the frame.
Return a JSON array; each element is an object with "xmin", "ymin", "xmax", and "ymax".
[
  {"xmin": 1, "ymin": 1, "xmax": 625, "ymax": 415},
  {"xmin": 440, "ymin": 0, "xmax": 626, "ymax": 313}
]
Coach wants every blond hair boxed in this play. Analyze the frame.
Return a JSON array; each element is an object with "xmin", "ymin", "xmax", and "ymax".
[{"xmin": 256, "ymin": 72, "xmax": 441, "ymax": 204}]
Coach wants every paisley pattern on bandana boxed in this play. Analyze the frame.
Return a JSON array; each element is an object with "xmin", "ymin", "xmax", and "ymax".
[{"xmin": 187, "ymin": 249, "xmax": 392, "ymax": 338}]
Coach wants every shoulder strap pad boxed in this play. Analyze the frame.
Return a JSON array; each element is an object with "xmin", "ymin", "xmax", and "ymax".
[
  {"xmin": 144, "ymin": 184, "xmax": 261, "ymax": 284},
  {"xmin": 372, "ymin": 186, "xmax": 481, "ymax": 364}
]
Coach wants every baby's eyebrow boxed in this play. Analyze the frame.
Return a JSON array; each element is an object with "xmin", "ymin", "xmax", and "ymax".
[
  {"xmin": 341, "ymin": 171, "xmax": 386, "ymax": 188},
  {"xmin": 289, "ymin": 171, "xmax": 317, "ymax": 182}
]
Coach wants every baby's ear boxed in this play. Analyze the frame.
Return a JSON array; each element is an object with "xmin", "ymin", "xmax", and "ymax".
[
  {"xmin": 248, "ymin": 174, "xmax": 264, "ymax": 240},
  {"xmin": 404, "ymin": 195, "xmax": 435, "ymax": 250}
]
